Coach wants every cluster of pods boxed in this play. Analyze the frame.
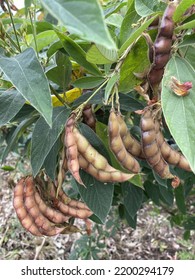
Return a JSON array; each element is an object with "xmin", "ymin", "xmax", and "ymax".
[
  {"xmin": 13, "ymin": 176, "xmax": 92, "ymax": 236},
  {"xmin": 64, "ymin": 113, "xmax": 134, "ymax": 186},
  {"xmin": 140, "ymin": 106, "xmax": 191, "ymax": 181}
]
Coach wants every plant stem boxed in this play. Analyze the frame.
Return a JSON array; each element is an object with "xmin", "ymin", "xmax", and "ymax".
[
  {"xmin": 29, "ymin": 8, "xmax": 39, "ymax": 57},
  {"xmin": 49, "ymin": 85, "xmax": 69, "ymax": 108},
  {"xmin": 5, "ymin": 0, "xmax": 21, "ymax": 52}
]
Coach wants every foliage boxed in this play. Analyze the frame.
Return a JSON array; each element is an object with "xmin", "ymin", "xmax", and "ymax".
[{"xmin": 0, "ymin": 0, "xmax": 195, "ymax": 258}]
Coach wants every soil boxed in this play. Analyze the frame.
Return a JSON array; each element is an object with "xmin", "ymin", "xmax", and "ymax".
[{"xmin": 0, "ymin": 155, "xmax": 195, "ymax": 260}]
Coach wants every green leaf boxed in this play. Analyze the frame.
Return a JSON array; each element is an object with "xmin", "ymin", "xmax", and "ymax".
[
  {"xmin": 119, "ymin": 37, "xmax": 150, "ymax": 93},
  {"xmin": 135, "ymin": 0, "xmax": 166, "ymax": 17},
  {"xmin": 119, "ymin": 92, "xmax": 144, "ymax": 111},
  {"xmin": 41, "ymin": 0, "xmax": 116, "ymax": 50},
  {"xmin": 75, "ymin": 170, "xmax": 114, "ymax": 223},
  {"xmin": 31, "ymin": 107, "xmax": 70, "ymax": 177},
  {"xmin": 178, "ymin": 34, "xmax": 195, "ymax": 47},
  {"xmin": 173, "ymin": 0, "xmax": 195, "ymax": 22},
  {"xmin": 119, "ymin": 1, "xmax": 141, "ymax": 47},
  {"xmin": 2, "ymin": 117, "xmax": 37, "ymax": 162},
  {"xmin": 72, "ymin": 76, "xmax": 105, "ymax": 89},
  {"xmin": 0, "ymin": 48, "xmax": 52, "ymax": 126},
  {"xmin": 104, "ymin": 73, "xmax": 120, "ymax": 104},
  {"xmin": 105, "ymin": 13, "xmax": 123, "ymax": 28},
  {"xmin": 144, "ymin": 180, "xmax": 160, "ymax": 206},
  {"xmin": 162, "ymin": 56, "xmax": 195, "ymax": 173},
  {"xmin": 176, "ymin": 19, "xmax": 195, "ymax": 31},
  {"xmin": 119, "ymin": 15, "xmax": 157, "ymax": 56},
  {"xmin": 1, "ymin": 165, "xmax": 15, "ymax": 171},
  {"xmin": 43, "ymin": 137, "xmax": 61, "ymax": 180},
  {"xmin": 122, "ymin": 182, "xmax": 143, "ymax": 218},
  {"xmin": 47, "ymin": 40, "xmax": 63, "ymax": 58},
  {"xmin": 86, "ymin": 44, "xmax": 118, "ymax": 65},
  {"xmin": 174, "ymin": 184, "xmax": 186, "ymax": 214},
  {"xmin": 56, "ymin": 32, "xmax": 101, "ymax": 76},
  {"xmin": 124, "ymin": 209, "xmax": 137, "ymax": 229},
  {"xmin": 72, "ymin": 90, "xmax": 103, "ymax": 107},
  {"xmin": 46, "ymin": 53, "xmax": 72, "ymax": 90},
  {"xmin": 159, "ymin": 185, "xmax": 174, "ymax": 206},
  {"xmin": 30, "ymin": 30, "xmax": 58, "ymax": 52},
  {"xmin": 183, "ymin": 216, "xmax": 195, "ymax": 230},
  {"xmin": 0, "ymin": 89, "xmax": 25, "ymax": 126}
]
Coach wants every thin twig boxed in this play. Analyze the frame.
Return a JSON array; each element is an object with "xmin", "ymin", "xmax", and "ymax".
[
  {"xmin": 29, "ymin": 8, "xmax": 39, "ymax": 58},
  {"xmin": 34, "ymin": 237, "xmax": 46, "ymax": 260},
  {"xmin": 5, "ymin": 0, "xmax": 21, "ymax": 52}
]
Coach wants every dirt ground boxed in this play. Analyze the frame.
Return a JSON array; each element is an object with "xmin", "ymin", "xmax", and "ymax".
[{"xmin": 1, "ymin": 157, "xmax": 195, "ymax": 260}]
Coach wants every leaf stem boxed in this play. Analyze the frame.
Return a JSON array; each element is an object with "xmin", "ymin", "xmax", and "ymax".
[
  {"xmin": 5, "ymin": 0, "xmax": 21, "ymax": 52},
  {"xmin": 49, "ymin": 85, "xmax": 70, "ymax": 108},
  {"xmin": 29, "ymin": 7, "xmax": 39, "ymax": 58},
  {"xmin": 73, "ymin": 78, "xmax": 109, "ymax": 120}
]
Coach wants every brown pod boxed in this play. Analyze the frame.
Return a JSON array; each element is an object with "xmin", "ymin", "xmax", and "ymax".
[
  {"xmin": 155, "ymin": 120, "xmax": 191, "ymax": 172},
  {"xmin": 82, "ymin": 104, "xmax": 96, "ymax": 131},
  {"xmin": 34, "ymin": 191, "xmax": 71, "ymax": 224},
  {"xmin": 78, "ymin": 153, "xmax": 133, "ymax": 183},
  {"xmin": 108, "ymin": 110, "xmax": 140, "ymax": 173},
  {"xmin": 116, "ymin": 113, "xmax": 145, "ymax": 159},
  {"xmin": 140, "ymin": 107, "xmax": 174, "ymax": 179},
  {"xmin": 53, "ymin": 197, "xmax": 92, "ymax": 219},
  {"xmin": 57, "ymin": 188, "xmax": 91, "ymax": 212},
  {"xmin": 23, "ymin": 176, "xmax": 64, "ymax": 236},
  {"xmin": 13, "ymin": 178, "xmax": 42, "ymax": 236},
  {"xmin": 147, "ymin": 2, "xmax": 177, "ymax": 92},
  {"xmin": 48, "ymin": 181, "xmax": 93, "ymax": 215},
  {"xmin": 65, "ymin": 114, "xmax": 84, "ymax": 186}
]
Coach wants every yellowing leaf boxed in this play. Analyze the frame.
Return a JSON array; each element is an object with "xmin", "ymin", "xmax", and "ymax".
[{"xmin": 52, "ymin": 88, "xmax": 82, "ymax": 106}]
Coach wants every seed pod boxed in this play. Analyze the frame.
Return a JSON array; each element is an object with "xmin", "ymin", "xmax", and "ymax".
[
  {"xmin": 82, "ymin": 104, "xmax": 96, "ymax": 131},
  {"xmin": 48, "ymin": 181, "xmax": 93, "ymax": 216},
  {"xmin": 155, "ymin": 120, "xmax": 191, "ymax": 172},
  {"xmin": 57, "ymin": 188, "xmax": 91, "ymax": 212},
  {"xmin": 140, "ymin": 107, "xmax": 174, "ymax": 179},
  {"xmin": 23, "ymin": 176, "xmax": 64, "ymax": 236},
  {"xmin": 34, "ymin": 191, "xmax": 71, "ymax": 224},
  {"xmin": 65, "ymin": 114, "xmax": 84, "ymax": 186},
  {"xmin": 116, "ymin": 113, "xmax": 145, "ymax": 159},
  {"xmin": 13, "ymin": 178, "xmax": 42, "ymax": 236},
  {"xmin": 73, "ymin": 127, "xmax": 115, "ymax": 172},
  {"xmin": 78, "ymin": 153, "xmax": 133, "ymax": 182},
  {"xmin": 53, "ymin": 197, "xmax": 92, "ymax": 219},
  {"xmin": 108, "ymin": 110, "xmax": 140, "ymax": 173},
  {"xmin": 147, "ymin": 2, "xmax": 177, "ymax": 92}
]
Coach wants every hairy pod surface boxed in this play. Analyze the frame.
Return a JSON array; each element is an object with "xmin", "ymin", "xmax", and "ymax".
[
  {"xmin": 78, "ymin": 153, "xmax": 133, "ymax": 182},
  {"xmin": 108, "ymin": 110, "xmax": 140, "ymax": 173},
  {"xmin": 141, "ymin": 108, "xmax": 174, "ymax": 179},
  {"xmin": 155, "ymin": 120, "xmax": 191, "ymax": 172},
  {"xmin": 65, "ymin": 114, "xmax": 84, "ymax": 186},
  {"xmin": 82, "ymin": 104, "xmax": 96, "ymax": 131},
  {"xmin": 116, "ymin": 113, "xmax": 145, "ymax": 159},
  {"xmin": 13, "ymin": 178, "xmax": 42, "ymax": 236}
]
